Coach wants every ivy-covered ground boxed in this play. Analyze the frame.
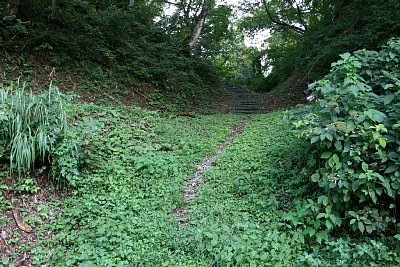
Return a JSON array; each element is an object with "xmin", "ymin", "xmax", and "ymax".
[{"xmin": 2, "ymin": 101, "xmax": 398, "ymax": 266}]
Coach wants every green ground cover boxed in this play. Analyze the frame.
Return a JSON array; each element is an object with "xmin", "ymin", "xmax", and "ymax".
[
  {"xmin": 1, "ymin": 96, "xmax": 399, "ymax": 266},
  {"xmin": 30, "ymin": 103, "xmax": 240, "ymax": 266},
  {"xmin": 179, "ymin": 112, "xmax": 399, "ymax": 266}
]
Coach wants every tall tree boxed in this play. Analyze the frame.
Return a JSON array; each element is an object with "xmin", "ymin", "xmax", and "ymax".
[
  {"xmin": 188, "ymin": 0, "xmax": 211, "ymax": 48},
  {"xmin": 162, "ymin": 0, "xmax": 215, "ymax": 50}
]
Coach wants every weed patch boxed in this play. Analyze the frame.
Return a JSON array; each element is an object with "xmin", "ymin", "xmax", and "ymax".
[{"xmin": 32, "ymin": 104, "xmax": 240, "ymax": 266}]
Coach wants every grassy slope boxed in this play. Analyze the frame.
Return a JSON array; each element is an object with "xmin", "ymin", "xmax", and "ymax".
[
  {"xmin": 178, "ymin": 112, "xmax": 399, "ymax": 266},
  {"xmin": 183, "ymin": 112, "xmax": 308, "ymax": 266},
  {"xmin": 31, "ymin": 103, "xmax": 241, "ymax": 266},
  {"xmin": 37, "ymin": 109, "xmax": 311, "ymax": 266},
  {"xmin": 3, "ymin": 102, "xmax": 398, "ymax": 265}
]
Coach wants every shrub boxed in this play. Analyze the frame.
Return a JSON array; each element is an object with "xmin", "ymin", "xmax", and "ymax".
[
  {"xmin": 0, "ymin": 80, "xmax": 67, "ymax": 174},
  {"xmin": 296, "ymin": 38, "xmax": 400, "ymax": 235}
]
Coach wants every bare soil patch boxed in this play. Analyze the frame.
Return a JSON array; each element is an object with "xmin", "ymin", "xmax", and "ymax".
[{"xmin": 0, "ymin": 174, "xmax": 66, "ymax": 267}]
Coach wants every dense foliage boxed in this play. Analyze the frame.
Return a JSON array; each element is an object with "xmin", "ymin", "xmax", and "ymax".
[
  {"xmin": 241, "ymin": 0, "xmax": 400, "ymax": 93},
  {"xmin": 295, "ymin": 38, "xmax": 400, "ymax": 236},
  {"xmin": 189, "ymin": 113, "xmax": 399, "ymax": 266},
  {"xmin": 0, "ymin": 0, "xmax": 220, "ymax": 103},
  {"xmin": 3, "ymin": 104, "xmax": 397, "ymax": 265}
]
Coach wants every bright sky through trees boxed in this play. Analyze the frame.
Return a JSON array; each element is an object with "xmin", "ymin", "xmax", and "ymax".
[{"xmin": 162, "ymin": 0, "xmax": 269, "ymax": 48}]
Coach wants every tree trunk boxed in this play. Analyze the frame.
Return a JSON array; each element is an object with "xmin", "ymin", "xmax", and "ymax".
[
  {"xmin": 188, "ymin": 0, "xmax": 211, "ymax": 49},
  {"xmin": 3, "ymin": 0, "xmax": 20, "ymax": 16},
  {"xmin": 50, "ymin": 0, "xmax": 56, "ymax": 20},
  {"xmin": 128, "ymin": 0, "xmax": 135, "ymax": 8}
]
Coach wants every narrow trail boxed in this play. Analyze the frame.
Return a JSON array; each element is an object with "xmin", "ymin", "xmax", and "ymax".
[{"xmin": 174, "ymin": 118, "xmax": 250, "ymax": 228}]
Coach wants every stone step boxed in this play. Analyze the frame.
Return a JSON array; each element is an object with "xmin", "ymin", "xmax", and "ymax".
[
  {"xmin": 226, "ymin": 85, "xmax": 268, "ymax": 114},
  {"xmin": 234, "ymin": 108, "xmax": 263, "ymax": 111},
  {"xmin": 235, "ymin": 105, "xmax": 261, "ymax": 107},
  {"xmin": 234, "ymin": 105, "xmax": 263, "ymax": 108},
  {"xmin": 234, "ymin": 102, "xmax": 262, "ymax": 104}
]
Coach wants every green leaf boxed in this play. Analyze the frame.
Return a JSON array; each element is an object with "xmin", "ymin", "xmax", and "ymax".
[
  {"xmin": 311, "ymin": 136, "xmax": 319, "ymax": 144},
  {"xmin": 334, "ymin": 141, "xmax": 342, "ymax": 151},
  {"xmin": 379, "ymin": 138, "xmax": 387, "ymax": 148},
  {"xmin": 298, "ymin": 233, "xmax": 305, "ymax": 244},
  {"xmin": 387, "ymin": 152, "xmax": 399, "ymax": 159},
  {"xmin": 362, "ymin": 162, "xmax": 368, "ymax": 172},
  {"xmin": 348, "ymin": 211, "xmax": 358, "ymax": 217},
  {"xmin": 321, "ymin": 152, "xmax": 332, "ymax": 159},
  {"xmin": 341, "ymin": 53, "xmax": 351, "ymax": 60},
  {"xmin": 385, "ymin": 165, "xmax": 399, "ymax": 174},
  {"xmin": 364, "ymin": 109, "xmax": 387, "ymax": 123},
  {"xmin": 311, "ymin": 173, "xmax": 320, "ymax": 182},
  {"xmin": 369, "ymin": 190, "xmax": 377, "ymax": 204},
  {"xmin": 328, "ymin": 214, "xmax": 338, "ymax": 225},
  {"xmin": 332, "ymin": 154, "xmax": 339, "ymax": 164},
  {"xmin": 358, "ymin": 222, "xmax": 365, "ymax": 234},
  {"xmin": 326, "ymin": 133, "xmax": 333, "ymax": 141},
  {"xmin": 352, "ymin": 180, "xmax": 360, "ymax": 192},
  {"xmin": 383, "ymin": 94, "xmax": 395, "ymax": 104},
  {"xmin": 315, "ymin": 232, "xmax": 324, "ymax": 244},
  {"xmin": 366, "ymin": 225, "xmax": 374, "ymax": 234},
  {"xmin": 325, "ymin": 219, "xmax": 333, "ymax": 230},
  {"xmin": 317, "ymin": 195, "xmax": 328, "ymax": 206}
]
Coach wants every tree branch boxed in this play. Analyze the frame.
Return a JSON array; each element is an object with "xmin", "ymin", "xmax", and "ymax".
[
  {"xmin": 261, "ymin": 0, "xmax": 306, "ymax": 34},
  {"xmin": 162, "ymin": 0, "xmax": 180, "ymax": 7},
  {"xmin": 295, "ymin": 2, "xmax": 308, "ymax": 31}
]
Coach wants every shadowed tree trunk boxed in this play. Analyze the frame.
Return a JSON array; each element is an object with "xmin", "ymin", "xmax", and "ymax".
[{"xmin": 50, "ymin": 0, "xmax": 57, "ymax": 20}]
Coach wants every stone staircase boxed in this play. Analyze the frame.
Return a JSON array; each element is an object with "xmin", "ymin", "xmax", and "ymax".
[{"xmin": 226, "ymin": 85, "xmax": 266, "ymax": 114}]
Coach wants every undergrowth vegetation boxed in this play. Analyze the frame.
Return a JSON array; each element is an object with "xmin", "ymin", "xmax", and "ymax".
[
  {"xmin": 0, "ymin": 1, "xmax": 220, "ymax": 108},
  {"xmin": 26, "ymin": 104, "xmax": 240, "ymax": 266},
  {"xmin": 181, "ymin": 112, "xmax": 399, "ymax": 266},
  {"xmin": 294, "ymin": 38, "xmax": 400, "ymax": 237},
  {"xmin": 0, "ymin": 92, "xmax": 399, "ymax": 265}
]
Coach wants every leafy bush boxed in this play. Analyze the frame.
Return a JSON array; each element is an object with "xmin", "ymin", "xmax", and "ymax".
[
  {"xmin": 0, "ymin": 15, "xmax": 28, "ymax": 45},
  {"xmin": 50, "ymin": 129, "xmax": 82, "ymax": 187},
  {"xmin": 296, "ymin": 38, "xmax": 400, "ymax": 235},
  {"xmin": 0, "ymin": 80, "xmax": 67, "ymax": 174}
]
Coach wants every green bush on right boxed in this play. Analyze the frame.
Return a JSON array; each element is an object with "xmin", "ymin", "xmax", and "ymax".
[{"xmin": 296, "ymin": 38, "xmax": 400, "ymax": 235}]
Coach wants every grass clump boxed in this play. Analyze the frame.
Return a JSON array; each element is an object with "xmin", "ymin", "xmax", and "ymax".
[{"xmin": 0, "ymin": 80, "xmax": 67, "ymax": 175}]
